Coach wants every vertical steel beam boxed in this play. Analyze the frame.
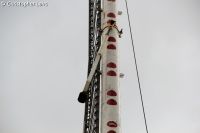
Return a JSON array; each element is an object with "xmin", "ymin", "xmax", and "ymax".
[{"xmin": 82, "ymin": 0, "xmax": 101, "ymax": 133}]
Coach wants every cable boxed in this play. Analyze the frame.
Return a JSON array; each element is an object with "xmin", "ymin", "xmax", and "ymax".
[{"xmin": 124, "ymin": 0, "xmax": 150, "ymax": 133}]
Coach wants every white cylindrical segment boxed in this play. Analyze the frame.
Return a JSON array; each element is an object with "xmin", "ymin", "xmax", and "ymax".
[{"xmin": 101, "ymin": 0, "xmax": 121, "ymax": 133}]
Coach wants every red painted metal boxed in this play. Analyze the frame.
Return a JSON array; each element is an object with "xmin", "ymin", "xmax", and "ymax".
[
  {"xmin": 107, "ymin": 130, "xmax": 116, "ymax": 133},
  {"xmin": 107, "ymin": 70, "xmax": 117, "ymax": 76},
  {"xmin": 107, "ymin": 99, "xmax": 117, "ymax": 105},
  {"xmin": 107, "ymin": 62, "xmax": 117, "ymax": 68},
  {"xmin": 107, "ymin": 20, "xmax": 115, "ymax": 24},
  {"xmin": 107, "ymin": 121, "xmax": 118, "ymax": 127},
  {"xmin": 108, "ymin": 37, "xmax": 116, "ymax": 42},
  {"xmin": 107, "ymin": 90, "xmax": 117, "ymax": 96},
  {"xmin": 107, "ymin": 13, "xmax": 116, "ymax": 18},
  {"xmin": 107, "ymin": 44, "xmax": 116, "ymax": 49}
]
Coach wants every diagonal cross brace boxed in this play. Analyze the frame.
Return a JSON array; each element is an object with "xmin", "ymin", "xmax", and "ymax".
[{"xmin": 78, "ymin": 36, "xmax": 108, "ymax": 103}]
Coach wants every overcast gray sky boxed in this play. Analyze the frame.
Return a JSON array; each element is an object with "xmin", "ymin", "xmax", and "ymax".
[{"xmin": 0, "ymin": 0, "xmax": 200, "ymax": 133}]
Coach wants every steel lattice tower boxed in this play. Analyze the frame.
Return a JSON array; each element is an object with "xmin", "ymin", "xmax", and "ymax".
[{"xmin": 81, "ymin": 0, "xmax": 101, "ymax": 133}]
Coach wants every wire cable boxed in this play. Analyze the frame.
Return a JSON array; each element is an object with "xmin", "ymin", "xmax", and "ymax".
[{"xmin": 124, "ymin": 0, "xmax": 150, "ymax": 133}]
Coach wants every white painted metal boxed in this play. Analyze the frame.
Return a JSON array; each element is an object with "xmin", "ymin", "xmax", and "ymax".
[{"xmin": 101, "ymin": 0, "xmax": 121, "ymax": 133}]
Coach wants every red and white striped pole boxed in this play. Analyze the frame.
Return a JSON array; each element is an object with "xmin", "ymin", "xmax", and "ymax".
[{"xmin": 101, "ymin": 0, "xmax": 121, "ymax": 133}]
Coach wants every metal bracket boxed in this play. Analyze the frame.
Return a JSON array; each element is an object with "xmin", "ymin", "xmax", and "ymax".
[{"xmin": 100, "ymin": 20, "xmax": 123, "ymax": 38}]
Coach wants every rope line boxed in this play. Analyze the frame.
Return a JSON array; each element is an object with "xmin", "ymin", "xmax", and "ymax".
[{"xmin": 124, "ymin": 0, "xmax": 149, "ymax": 133}]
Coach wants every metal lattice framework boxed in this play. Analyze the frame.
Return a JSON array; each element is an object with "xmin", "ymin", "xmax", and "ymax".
[{"xmin": 83, "ymin": 0, "xmax": 101, "ymax": 133}]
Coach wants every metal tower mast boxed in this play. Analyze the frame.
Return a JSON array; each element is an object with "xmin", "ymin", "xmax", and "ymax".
[{"xmin": 78, "ymin": 0, "xmax": 122, "ymax": 133}]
